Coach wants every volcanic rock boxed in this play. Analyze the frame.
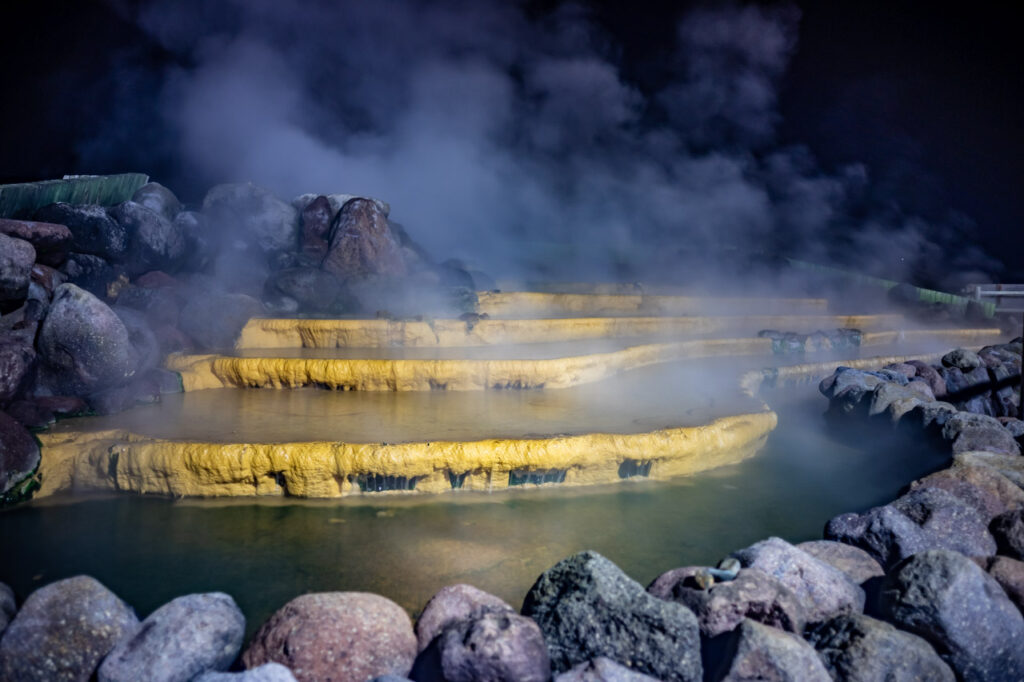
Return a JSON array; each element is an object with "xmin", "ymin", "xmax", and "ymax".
[
  {"xmin": 794, "ymin": 540, "xmax": 885, "ymax": 585},
  {"xmin": 825, "ymin": 487, "xmax": 996, "ymax": 568},
  {"xmin": 0, "ymin": 218, "xmax": 71, "ymax": 267},
  {"xmin": 59, "ymin": 252, "xmax": 125, "ymax": 297},
  {"xmin": 805, "ymin": 612, "xmax": 954, "ymax": 682},
  {"xmin": 0, "ymin": 232, "xmax": 35, "ymax": 307},
  {"xmin": 415, "ymin": 583, "xmax": 514, "ymax": 652},
  {"xmin": 0, "ymin": 575, "xmax": 139, "ymax": 682},
  {"xmin": 0, "ymin": 335, "xmax": 36, "ymax": 404},
  {"xmin": 942, "ymin": 347, "xmax": 983, "ymax": 371},
  {"xmin": 110, "ymin": 201, "xmax": 186, "ymax": 276},
  {"xmin": 35, "ymin": 203, "xmax": 129, "ymax": 262},
  {"xmin": 729, "ymin": 537, "xmax": 864, "ymax": 623},
  {"xmin": 98, "ymin": 592, "xmax": 245, "ymax": 682},
  {"xmin": 554, "ymin": 657, "xmax": 662, "ymax": 681},
  {"xmin": 990, "ymin": 508, "xmax": 1024, "ymax": 560},
  {"xmin": 417, "ymin": 610, "xmax": 550, "ymax": 682},
  {"xmin": 196, "ymin": 664, "xmax": 298, "ymax": 682},
  {"xmin": 321, "ymin": 198, "xmax": 407, "ymax": 282},
  {"xmin": 522, "ymin": 550, "xmax": 702, "ymax": 681},
  {"xmin": 38, "ymin": 284, "xmax": 138, "ymax": 393},
  {"xmin": 647, "ymin": 566, "xmax": 804, "ymax": 637},
  {"xmin": 954, "ymin": 450, "xmax": 1024, "ymax": 489},
  {"xmin": 179, "ymin": 292, "xmax": 264, "ymax": 350},
  {"xmin": 878, "ymin": 549, "xmax": 1024, "ymax": 681},
  {"xmin": 904, "ymin": 400, "xmax": 958, "ymax": 433},
  {"xmin": 0, "ymin": 581, "xmax": 14, "ymax": 636},
  {"xmin": 242, "ymin": 592, "xmax": 416, "ymax": 682},
  {"xmin": 706, "ymin": 618, "xmax": 830, "ymax": 682},
  {"xmin": 202, "ymin": 183, "xmax": 299, "ymax": 254},
  {"xmin": 298, "ymin": 195, "xmax": 332, "ymax": 259},
  {"xmin": 953, "ymin": 424, "xmax": 1021, "ymax": 455},
  {"xmin": 909, "ymin": 464, "xmax": 1024, "ymax": 521},
  {"xmin": 131, "ymin": 182, "xmax": 182, "ymax": 221},
  {"xmin": 906, "ymin": 360, "xmax": 946, "ymax": 398},
  {"xmin": 0, "ymin": 409, "xmax": 41, "ymax": 497},
  {"xmin": 266, "ymin": 268, "xmax": 341, "ymax": 313}
]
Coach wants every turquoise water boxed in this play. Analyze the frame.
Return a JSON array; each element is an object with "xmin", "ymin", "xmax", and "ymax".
[{"xmin": 0, "ymin": 387, "xmax": 946, "ymax": 637}]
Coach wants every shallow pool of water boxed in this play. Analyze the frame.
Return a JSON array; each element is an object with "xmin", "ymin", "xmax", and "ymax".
[{"xmin": 0, "ymin": 386, "xmax": 947, "ymax": 636}]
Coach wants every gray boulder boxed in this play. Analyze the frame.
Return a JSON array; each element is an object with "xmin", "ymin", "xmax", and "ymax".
[
  {"xmin": 954, "ymin": 450, "xmax": 1024, "ymax": 489},
  {"xmin": 421, "ymin": 610, "xmax": 550, "ymax": 682},
  {"xmin": 131, "ymin": 182, "xmax": 182, "ymax": 221},
  {"xmin": 242, "ymin": 592, "xmax": 416, "ymax": 682},
  {"xmin": 59, "ymin": 252, "xmax": 123, "ymax": 297},
  {"xmin": 909, "ymin": 464, "xmax": 1024, "ymax": 521},
  {"xmin": 708, "ymin": 619, "xmax": 830, "ymax": 682},
  {"xmin": 942, "ymin": 347, "xmax": 983, "ymax": 371},
  {"xmin": 730, "ymin": 537, "xmax": 865, "ymax": 623},
  {"xmin": 906, "ymin": 360, "xmax": 946, "ymax": 398},
  {"xmin": 0, "ymin": 335, "xmax": 36, "ymax": 403},
  {"xmin": 976, "ymin": 555, "xmax": 1024, "ymax": 616},
  {"xmin": 415, "ymin": 583, "xmax": 514, "ymax": 651},
  {"xmin": 202, "ymin": 183, "xmax": 298, "ymax": 254},
  {"xmin": 38, "ymin": 284, "xmax": 139, "ymax": 393},
  {"xmin": 0, "ymin": 575, "xmax": 139, "ymax": 682},
  {"xmin": 1, "ymin": 582, "xmax": 14, "ymax": 636},
  {"xmin": 1, "ymin": 409, "xmax": 41, "ymax": 498},
  {"xmin": 0, "ymin": 218, "xmax": 73, "ymax": 266},
  {"xmin": 195, "ymin": 663, "xmax": 298, "ymax": 682},
  {"xmin": 0, "ymin": 233, "xmax": 35, "ymax": 305},
  {"xmin": 824, "ymin": 487, "xmax": 997, "ymax": 568},
  {"xmin": 98, "ymin": 592, "xmax": 245, "ymax": 682},
  {"xmin": 879, "ymin": 550, "xmax": 1024, "ymax": 681},
  {"xmin": 110, "ymin": 201, "xmax": 186, "ymax": 276},
  {"xmin": 904, "ymin": 400, "xmax": 957, "ymax": 433},
  {"xmin": 952, "ymin": 424, "xmax": 1021, "ymax": 456},
  {"xmin": 522, "ymin": 550, "xmax": 702, "ymax": 681},
  {"xmin": 180, "ymin": 292, "xmax": 264, "ymax": 350},
  {"xmin": 321, "ymin": 198, "xmax": 407, "ymax": 282},
  {"xmin": 795, "ymin": 541, "xmax": 885, "ymax": 585},
  {"xmin": 647, "ymin": 566, "xmax": 805, "ymax": 637},
  {"xmin": 34, "ymin": 203, "xmax": 129, "ymax": 262},
  {"xmin": 806, "ymin": 612, "xmax": 954, "ymax": 682},
  {"xmin": 990, "ymin": 508, "xmax": 1024, "ymax": 560},
  {"xmin": 554, "ymin": 657, "xmax": 662, "ymax": 681}
]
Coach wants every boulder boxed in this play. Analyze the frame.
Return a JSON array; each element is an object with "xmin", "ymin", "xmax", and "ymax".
[
  {"xmin": 954, "ymin": 450, "xmax": 1024, "ymax": 489},
  {"xmin": 522, "ymin": 550, "xmax": 702, "ymax": 681},
  {"xmin": 879, "ymin": 550, "xmax": 1024, "ymax": 681},
  {"xmin": 0, "ymin": 233, "xmax": 35, "ymax": 306},
  {"xmin": 109, "ymin": 201, "xmax": 186, "ymax": 276},
  {"xmin": 98, "ymin": 592, "xmax": 245, "ymax": 682},
  {"xmin": 1, "ymin": 581, "xmax": 15, "ymax": 636},
  {"xmin": 34, "ymin": 203, "xmax": 129, "ymax": 262},
  {"xmin": 242, "ymin": 592, "xmax": 416, "ymax": 682},
  {"xmin": 794, "ymin": 541, "xmax": 885, "ymax": 585},
  {"xmin": 729, "ymin": 537, "xmax": 865, "ymax": 623},
  {"xmin": 805, "ymin": 612, "xmax": 954, "ymax": 682},
  {"xmin": 417, "ymin": 610, "xmax": 550, "ymax": 682},
  {"xmin": 975, "ymin": 556, "xmax": 1024, "ymax": 616},
  {"xmin": 883, "ymin": 362, "xmax": 917, "ymax": 379},
  {"xmin": 292, "ymin": 193, "xmax": 389, "ymax": 218},
  {"xmin": 59, "ymin": 252, "xmax": 123, "ymax": 296},
  {"xmin": 906, "ymin": 360, "xmax": 946, "ymax": 398},
  {"xmin": 0, "ymin": 218, "xmax": 73, "ymax": 265},
  {"xmin": 31, "ymin": 263, "xmax": 66, "ymax": 294},
  {"xmin": 647, "ymin": 566, "xmax": 805, "ymax": 637},
  {"xmin": 824, "ymin": 487, "xmax": 996, "ymax": 568},
  {"xmin": 174, "ymin": 211, "xmax": 213, "ymax": 272},
  {"xmin": 179, "ymin": 292, "xmax": 264, "ymax": 350},
  {"xmin": 0, "ymin": 335, "xmax": 36, "ymax": 403},
  {"xmin": 706, "ymin": 619, "xmax": 830, "ymax": 682},
  {"xmin": 265, "ymin": 268, "xmax": 341, "ymax": 313},
  {"xmin": 909, "ymin": 464, "xmax": 1024, "ymax": 521},
  {"xmin": 195, "ymin": 663, "xmax": 298, "ymax": 682},
  {"xmin": 112, "ymin": 306, "xmax": 161, "ymax": 374},
  {"xmin": 990, "ymin": 508, "xmax": 1024, "ymax": 560},
  {"xmin": 298, "ymin": 195, "xmax": 332, "ymax": 258},
  {"xmin": 0, "ymin": 575, "xmax": 138, "ymax": 682},
  {"xmin": 38, "ymin": 284, "xmax": 139, "ymax": 393},
  {"xmin": 202, "ymin": 183, "xmax": 299, "ymax": 254},
  {"xmin": 415, "ymin": 583, "xmax": 514, "ymax": 651},
  {"xmin": 321, "ymin": 198, "xmax": 407, "ymax": 282},
  {"xmin": 1, "ymin": 410, "xmax": 41, "ymax": 498},
  {"xmin": 904, "ymin": 400, "xmax": 958, "ymax": 433},
  {"xmin": 939, "ymin": 366, "xmax": 970, "ymax": 395},
  {"xmin": 942, "ymin": 347, "xmax": 983, "ymax": 371},
  {"xmin": 952, "ymin": 424, "xmax": 1021, "ymax": 456},
  {"xmin": 554, "ymin": 657, "xmax": 662, "ymax": 681},
  {"xmin": 131, "ymin": 182, "xmax": 182, "ymax": 221}
]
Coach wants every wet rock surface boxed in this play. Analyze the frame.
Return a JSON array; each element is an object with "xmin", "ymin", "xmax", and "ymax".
[
  {"xmin": 805, "ymin": 612, "xmax": 954, "ymax": 682},
  {"xmin": 414, "ymin": 583, "xmax": 514, "ymax": 652},
  {"xmin": 98, "ymin": 592, "xmax": 245, "ymax": 682},
  {"xmin": 706, "ymin": 618, "xmax": 830, "ymax": 682},
  {"xmin": 0, "ymin": 575, "xmax": 139, "ymax": 682},
  {"xmin": 242, "ymin": 592, "xmax": 416, "ymax": 682},
  {"xmin": 879, "ymin": 549, "xmax": 1024, "ymax": 682},
  {"xmin": 523, "ymin": 550, "xmax": 702, "ymax": 681}
]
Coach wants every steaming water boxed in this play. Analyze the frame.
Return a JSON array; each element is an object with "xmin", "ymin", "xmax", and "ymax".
[{"xmin": 1, "ymin": 385, "xmax": 947, "ymax": 637}]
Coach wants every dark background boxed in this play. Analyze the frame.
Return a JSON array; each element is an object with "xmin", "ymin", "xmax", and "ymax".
[{"xmin": 2, "ymin": 1, "xmax": 1020, "ymax": 279}]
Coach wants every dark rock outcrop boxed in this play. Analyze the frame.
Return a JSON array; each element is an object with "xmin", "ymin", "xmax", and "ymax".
[
  {"xmin": 0, "ymin": 575, "xmax": 139, "ymax": 682},
  {"xmin": 131, "ymin": 182, "xmax": 182, "ymax": 221},
  {"xmin": 242, "ymin": 592, "xmax": 416, "ymax": 682},
  {"xmin": 522, "ymin": 550, "xmax": 702, "ymax": 681},
  {"xmin": 109, "ymin": 201, "xmax": 186, "ymax": 276},
  {"xmin": 321, "ymin": 198, "xmax": 407, "ymax": 282},
  {"xmin": 299, "ymin": 195, "xmax": 332, "ymax": 259},
  {"xmin": 35, "ymin": 203, "xmax": 129, "ymax": 262}
]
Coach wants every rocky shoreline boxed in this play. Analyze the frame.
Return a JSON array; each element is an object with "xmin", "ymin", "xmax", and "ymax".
[{"xmin": 2, "ymin": 342, "xmax": 1023, "ymax": 680}]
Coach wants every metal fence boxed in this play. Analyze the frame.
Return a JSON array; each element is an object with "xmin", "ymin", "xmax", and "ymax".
[{"xmin": 964, "ymin": 284, "xmax": 1024, "ymax": 314}]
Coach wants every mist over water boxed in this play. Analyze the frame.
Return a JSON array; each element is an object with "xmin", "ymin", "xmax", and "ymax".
[{"xmin": 84, "ymin": 0, "xmax": 1001, "ymax": 288}]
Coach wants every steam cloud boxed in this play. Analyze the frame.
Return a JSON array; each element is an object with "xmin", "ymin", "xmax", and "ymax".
[{"xmin": 85, "ymin": 0, "xmax": 1001, "ymax": 288}]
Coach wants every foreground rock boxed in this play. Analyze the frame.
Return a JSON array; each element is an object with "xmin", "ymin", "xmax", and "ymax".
[
  {"xmin": 0, "ymin": 218, "xmax": 72, "ymax": 265},
  {"xmin": 554, "ymin": 657, "xmax": 662, "ymax": 681},
  {"xmin": 242, "ymin": 592, "xmax": 416, "ymax": 682},
  {"xmin": 132, "ymin": 182, "xmax": 182, "ymax": 221},
  {"xmin": 879, "ymin": 549, "xmax": 1024, "ymax": 681},
  {"xmin": 196, "ymin": 663, "xmax": 298, "ymax": 682},
  {"xmin": 0, "ymin": 336, "xmax": 36, "ymax": 404},
  {"xmin": 795, "ymin": 540, "xmax": 885, "ymax": 585},
  {"xmin": 414, "ymin": 583, "xmax": 514, "ymax": 651},
  {"xmin": 522, "ymin": 550, "xmax": 702, "ymax": 681},
  {"xmin": 909, "ymin": 463, "xmax": 1024, "ymax": 522},
  {"xmin": 805, "ymin": 613, "xmax": 953, "ymax": 681},
  {"xmin": 0, "ymin": 410, "xmax": 41, "ymax": 499},
  {"xmin": 824, "ymin": 487, "xmax": 996, "ymax": 568},
  {"xmin": 321, "ymin": 198, "xmax": 407, "ymax": 282},
  {"xmin": 109, "ymin": 201, "xmax": 186, "ymax": 276},
  {"xmin": 707, "ymin": 618, "xmax": 830, "ymax": 681},
  {"xmin": 37, "ymin": 283, "xmax": 138, "ymax": 393},
  {"xmin": 34, "ymin": 203, "xmax": 129, "ymax": 262},
  {"xmin": 0, "ymin": 575, "xmax": 139, "ymax": 682},
  {"xmin": 0, "ymin": 233, "xmax": 36, "ymax": 305},
  {"xmin": 647, "ymin": 566, "xmax": 805, "ymax": 636},
  {"xmin": 420, "ymin": 610, "xmax": 550, "ymax": 682},
  {"xmin": 98, "ymin": 592, "xmax": 245, "ymax": 682},
  {"xmin": 990, "ymin": 508, "xmax": 1024, "ymax": 560},
  {"xmin": 730, "ymin": 537, "xmax": 865, "ymax": 623}
]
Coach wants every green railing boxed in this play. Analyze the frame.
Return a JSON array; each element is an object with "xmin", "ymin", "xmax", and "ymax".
[{"xmin": 0, "ymin": 173, "xmax": 149, "ymax": 219}]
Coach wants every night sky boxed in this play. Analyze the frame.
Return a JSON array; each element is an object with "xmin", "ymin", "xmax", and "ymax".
[{"xmin": 1, "ymin": 0, "xmax": 1021, "ymax": 282}]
